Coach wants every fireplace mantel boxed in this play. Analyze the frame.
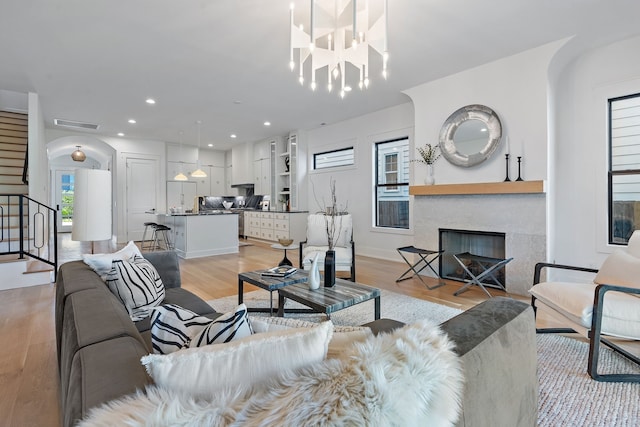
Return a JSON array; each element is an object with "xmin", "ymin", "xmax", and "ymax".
[{"xmin": 409, "ymin": 180, "xmax": 545, "ymax": 196}]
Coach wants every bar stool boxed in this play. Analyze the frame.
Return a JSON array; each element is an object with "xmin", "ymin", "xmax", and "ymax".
[
  {"xmin": 141, "ymin": 222, "xmax": 158, "ymax": 251},
  {"xmin": 153, "ymin": 224, "xmax": 173, "ymax": 250}
]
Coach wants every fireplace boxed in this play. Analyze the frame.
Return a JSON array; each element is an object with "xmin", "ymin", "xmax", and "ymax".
[{"xmin": 439, "ymin": 228, "xmax": 506, "ymax": 289}]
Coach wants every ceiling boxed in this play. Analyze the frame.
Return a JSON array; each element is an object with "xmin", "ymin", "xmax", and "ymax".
[{"xmin": 2, "ymin": 0, "xmax": 640, "ymax": 151}]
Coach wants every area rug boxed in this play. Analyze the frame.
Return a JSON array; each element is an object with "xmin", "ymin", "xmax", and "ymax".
[
  {"xmin": 209, "ymin": 288, "xmax": 463, "ymax": 326},
  {"xmin": 209, "ymin": 290, "xmax": 640, "ymax": 426}
]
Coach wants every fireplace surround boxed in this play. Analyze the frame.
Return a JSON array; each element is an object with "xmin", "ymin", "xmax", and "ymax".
[{"xmin": 412, "ymin": 187, "xmax": 546, "ymax": 296}]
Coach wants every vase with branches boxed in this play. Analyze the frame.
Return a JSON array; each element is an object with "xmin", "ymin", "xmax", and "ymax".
[
  {"xmin": 412, "ymin": 144, "xmax": 441, "ymax": 185},
  {"xmin": 312, "ymin": 178, "xmax": 348, "ymax": 286}
]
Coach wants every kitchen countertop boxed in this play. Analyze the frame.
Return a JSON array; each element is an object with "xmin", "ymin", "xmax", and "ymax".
[{"xmin": 157, "ymin": 211, "xmax": 238, "ymax": 216}]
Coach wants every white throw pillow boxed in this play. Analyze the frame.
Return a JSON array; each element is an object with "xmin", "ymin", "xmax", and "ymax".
[
  {"xmin": 626, "ymin": 230, "xmax": 640, "ymax": 259},
  {"xmin": 82, "ymin": 240, "xmax": 142, "ymax": 279},
  {"xmin": 594, "ymin": 249, "xmax": 640, "ymax": 289},
  {"xmin": 249, "ymin": 316, "xmax": 371, "ymax": 359},
  {"xmin": 151, "ymin": 304, "xmax": 252, "ymax": 354},
  {"xmin": 141, "ymin": 320, "xmax": 333, "ymax": 398},
  {"xmin": 105, "ymin": 255, "xmax": 165, "ymax": 321}
]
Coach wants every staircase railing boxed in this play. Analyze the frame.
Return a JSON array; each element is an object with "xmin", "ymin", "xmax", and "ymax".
[{"xmin": 0, "ymin": 194, "xmax": 58, "ymax": 280}]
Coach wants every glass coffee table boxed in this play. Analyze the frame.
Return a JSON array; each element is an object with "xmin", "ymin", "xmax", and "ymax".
[
  {"xmin": 238, "ymin": 269, "xmax": 309, "ymax": 316},
  {"xmin": 277, "ymin": 278, "xmax": 381, "ymax": 320}
]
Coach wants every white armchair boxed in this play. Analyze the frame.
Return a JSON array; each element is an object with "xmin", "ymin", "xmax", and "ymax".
[
  {"xmin": 299, "ymin": 213, "xmax": 355, "ymax": 281},
  {"xmin": 529, "ymin": 230, "xmax": 640, "ymax": 382}
]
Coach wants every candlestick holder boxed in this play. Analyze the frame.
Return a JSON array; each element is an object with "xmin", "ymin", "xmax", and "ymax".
[
  {"xmin": 504, "ymin": 154, "xmax": 511, "ymax": 182},
  {"xmin": 516, "ymin": 156, "xmax": 524, "ymax": 181}
]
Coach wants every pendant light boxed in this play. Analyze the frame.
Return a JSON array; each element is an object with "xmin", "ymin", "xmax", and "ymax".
[
  {"xmin": 174, "ymin": 131, "xmax": 188, "ymax": 181},
  {"xmin": 71, "ymin": 145, "xmax": 86, "ymax": 162},
  {"xmin": 191, "ymin": 120, "xmax": 207, "ymax": 178}
]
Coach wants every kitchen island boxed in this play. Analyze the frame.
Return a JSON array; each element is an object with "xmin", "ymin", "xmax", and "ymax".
[{"xmin": 156, "ymin": 212, "xmax": 238, "ymax": 259}]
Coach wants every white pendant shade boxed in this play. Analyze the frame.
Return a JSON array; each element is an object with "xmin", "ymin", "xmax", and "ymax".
[
  {"xmin": 191, "ymin": 168, "xmax": 207, "ymax": 178},
  {"xmin": 72, "ymin": 169, "xmax": 112, "ymax": 242},
  {"xmin": 174, "ymin": 172, "xmax": 188, "ymax": 181}
]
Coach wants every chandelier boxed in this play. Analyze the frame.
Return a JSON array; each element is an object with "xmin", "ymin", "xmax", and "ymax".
[
  {"xmin": 71, "ymin": 145, "xmax": 86, "ymax": 162},
  {"xmin": 289, "ymin": 0, "xmax": 388, "ymax": 98}
]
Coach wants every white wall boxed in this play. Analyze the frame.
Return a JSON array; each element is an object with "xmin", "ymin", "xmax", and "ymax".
[
  {"xmin": 404, "ymin": 39, "xmax": 566, "ymax": 186},
  {"xmin": 45, "ymin": 129, "xmax": 166, "ymax": 243},
  {"xmin": 552, "ymin": 34, "xmax": 640, "ymax": 270},
  {"xmin": 305, "ymin": 102, "xmax": 415, "ymax": 261}
]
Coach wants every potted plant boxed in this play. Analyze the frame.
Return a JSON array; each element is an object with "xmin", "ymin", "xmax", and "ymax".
[{"xmin": 413, "ymin": 144, "xmax": 441, "ymax": 185}]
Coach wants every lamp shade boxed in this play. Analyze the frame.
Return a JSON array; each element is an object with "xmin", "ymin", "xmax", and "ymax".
[{"xmin": 72, "ymin": 169, "xmax": 112, "ymax": 242}]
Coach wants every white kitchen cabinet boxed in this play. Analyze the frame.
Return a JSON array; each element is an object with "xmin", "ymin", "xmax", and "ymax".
[
  {"xmin": 193, "ymin": 165, "xmax": 225, "ymax": 196},
  {"xmin": 167, "ymin": 181, "xmax": 197, "ymax": 212},
  {"xmin": 245, "ymin": 211, "xmax": 307, "ymax": 243},
  {"xmin": 231, "ymin": 143, "xmax": 253, "ymax": 185},
  {"xmin": 253, "ymin": 158, "xmax": 270, "ymax": 196}
]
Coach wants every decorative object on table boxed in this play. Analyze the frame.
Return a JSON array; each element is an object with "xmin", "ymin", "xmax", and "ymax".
[
  {"xmin": 278, "ymin": 238, "xmax": 293, "ymax": 247},
  {"xmin": 439, "ymin": 104, "xmax": 502, "ymax": 168},
  {"xmin": 319, "ymin": 179, "xmax": 347, "ymax": 287},
  {"xmin": 309, "ymin": 253, "xmax": 321, "ymax": 290},
  {"xmin": 412, "ymin": 143, "xmax": 441, "ymax": 185},
  {"xmin": 504, "ymin": 154, "xmax": 511, "ymax": 182},
  {"xmin": 324, "ymin": 249, "xmax": 336, "ymax": 287},
  {"xmin": 516, "ymin": 156, "xmax": 524, "ymax": 181},
  {"xmin": 261, "ymin": 266, "xmax": 297, "ymax": 278}
]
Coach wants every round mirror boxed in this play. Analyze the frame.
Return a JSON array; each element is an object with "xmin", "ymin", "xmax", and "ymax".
[{"xmin": 439, "ymin": 105, "xmax": 502, "ymax": 167}]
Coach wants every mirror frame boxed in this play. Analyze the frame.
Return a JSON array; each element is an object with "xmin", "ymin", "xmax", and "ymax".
[{"xmin": 439, "ymin": 104, "xmax": 502, "ymax": 167}]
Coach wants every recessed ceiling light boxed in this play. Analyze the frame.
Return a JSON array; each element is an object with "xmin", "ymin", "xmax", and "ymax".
[
  {"xmin": 117, "ymin": 132, "xmax": 124, "ymax": 137},
  {"xmin": 344, "ymin": 86, "xmax": 352, "ymax": 92},
  {"xmin": 263, "ymin": 121, "xmax": 271, "ymax": 126},
  {"xmin": 145, "ymin": 98, "xmax": 156, "ymax": 104},
  {"xmin": 230, "ymin": 134, "xmax": 237, "ymax": 138},
  {"xmin": 207, "ymin": 143, "xmax": 213, "ymax": 147},
  {"xmin": 128, "ymin": 119, "xmax": 136, "ymax": 124}
]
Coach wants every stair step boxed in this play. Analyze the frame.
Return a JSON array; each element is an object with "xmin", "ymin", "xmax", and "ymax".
[
  {"xmin": 0, "ymin": 111, "xmax": 28, "ymax": 122},
  {"xmin": 0, "ymin": 150, "xmax": 27, "ymax": 159},
  {"xmin": 0, "ymin": 157, "xmax": 25, "ymax": 168},
  {"xmin": 0, "ymin": 184, "xmax": 28, "ymax": 194},
  {"xmin": 0, "ymin": 174, "xmax": 25, "ymax": 185},
  {"xmin": 0, "ymin": 141, "xmax": 27, "ymax": 151}
]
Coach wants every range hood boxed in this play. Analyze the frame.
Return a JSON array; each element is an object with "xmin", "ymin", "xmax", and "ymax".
[{"xmin": 230, "ymin": 183, "xmax": 254, "ymax": 188}]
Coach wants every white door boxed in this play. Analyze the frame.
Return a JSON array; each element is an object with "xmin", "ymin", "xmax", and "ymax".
[
  {"xmin": 54, "ymin": 169, "xmax": 76, "ymax": 232},
  {"xmin": 126, "ymin": 157, "xmax": 158, "ymax": 241}
]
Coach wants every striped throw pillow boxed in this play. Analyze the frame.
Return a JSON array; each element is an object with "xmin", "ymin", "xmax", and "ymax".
[
  {"xmin": 105, "ymin": 255, "xmax": 165, "ymax": 321},
  {"xmin": 151, "ymin": 303, "xmax": 252, "ymax": 354}
]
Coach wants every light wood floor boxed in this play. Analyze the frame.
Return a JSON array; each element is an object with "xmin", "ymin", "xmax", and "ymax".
[{"xmin": 0, "ymin": 234, "xmax": 553, "ymax": 427}]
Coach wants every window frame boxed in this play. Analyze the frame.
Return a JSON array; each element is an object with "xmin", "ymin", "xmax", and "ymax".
[
  {"xmin": 608, "ymin": 92, "xmax": 640, "ymax": 245},
  {"xmin": 374, "ymin": 137, "xmax": 410, "ymax": 229},
  {"xmin": 313, "ymin": 146, "xmax": 355, "ymax": 170}
]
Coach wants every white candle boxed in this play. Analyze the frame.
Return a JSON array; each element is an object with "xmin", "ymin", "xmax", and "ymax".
[{"xmin": 506, "ymin": 136, "xmax": 510, "ymax": 155}]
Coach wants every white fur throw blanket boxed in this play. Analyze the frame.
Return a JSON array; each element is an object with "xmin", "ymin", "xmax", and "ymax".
[{"xmin": 79, "ymin": 320, "xmax": 463, "ymax": 427}]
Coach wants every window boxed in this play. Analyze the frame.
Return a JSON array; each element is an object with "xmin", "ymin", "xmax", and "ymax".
[
  {"xmin": 375, "ymin": 137, "xmax": 409, "ymax": 229},
  {"xmin": 609, "ymin": 93, "xmax": 640, "ymax": 244},
  {"xmin": 384, "ymin": 153, "xmax": 398, "ymax": 191},
  {"xmin": 314, "ymin": 147, "xmax": 354, "ymax": 170}
]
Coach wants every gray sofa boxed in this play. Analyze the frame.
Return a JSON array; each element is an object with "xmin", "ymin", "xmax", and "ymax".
[{"xmin": 56, "ymin": 250, "xmax": 538, "ymax": 427}]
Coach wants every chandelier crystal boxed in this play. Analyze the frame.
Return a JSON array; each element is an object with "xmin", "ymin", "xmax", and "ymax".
[{"xmin": 289, "ymin": 0, "xmax": 388, "ymax": 99}]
